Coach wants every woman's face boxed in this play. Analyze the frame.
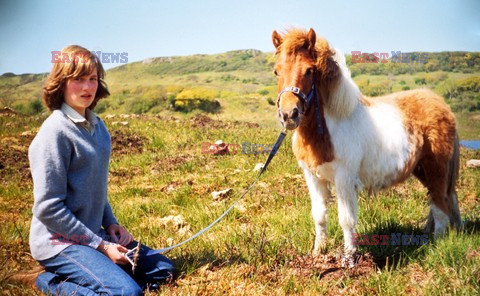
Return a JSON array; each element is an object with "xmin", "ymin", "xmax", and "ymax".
[{"xmin": 64, "ymin": 70, "xmax": 98, "ymax": 117}]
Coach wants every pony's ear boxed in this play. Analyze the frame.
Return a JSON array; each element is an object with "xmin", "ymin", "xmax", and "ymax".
[
  {"xmin": 307, "ymin": 28, "xmax": 316, "ymax": 53},
  {"xmin": 272, "ymin": 30, "xmax": 283, "ymax": 50}
]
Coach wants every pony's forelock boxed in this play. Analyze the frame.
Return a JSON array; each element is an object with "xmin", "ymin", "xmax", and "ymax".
[{"xmin": 277, "ymin": 28, "xmax": 313, "ymax": 55}]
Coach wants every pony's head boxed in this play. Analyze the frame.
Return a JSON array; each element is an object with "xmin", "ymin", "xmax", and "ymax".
[{"xmin": 272, "ymin": 28, "xmax": 340, "ymax": 130}]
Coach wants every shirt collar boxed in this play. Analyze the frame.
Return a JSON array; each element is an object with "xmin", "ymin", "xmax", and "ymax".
[{"xmin": 61, "ymin": 103, "xmax": 98, "ymax": 126}]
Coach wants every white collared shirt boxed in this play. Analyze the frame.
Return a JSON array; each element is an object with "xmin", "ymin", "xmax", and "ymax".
[{"xmin": 60, "ymin": 103, "xmax": 99, "ymax": 135}]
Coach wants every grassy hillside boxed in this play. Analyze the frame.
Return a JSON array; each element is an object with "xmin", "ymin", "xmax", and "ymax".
[
  {"xmin": 1, "ymin": 112, "xmax": 479, "ymax": 295},
  {"xmin": 1, "ymin": 50, "xmax": 479, "ymax": 116},
  {"xmin": 0, "ymin": 50, "xmax": 480, "ymax": 294}
]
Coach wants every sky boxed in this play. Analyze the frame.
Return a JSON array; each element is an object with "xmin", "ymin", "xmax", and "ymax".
[{"xmin": 0, "ymin": 0, "xmax": 479, "ymax": 75}]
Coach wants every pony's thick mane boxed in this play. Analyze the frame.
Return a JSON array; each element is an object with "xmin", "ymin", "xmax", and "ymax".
[
  {"xmin": 279, "ymin": 29, "xmax": 361, "ymax": 118},
  {"xmin": 328, "ymin": 50, "xmax": 361, "ymax": 118}
]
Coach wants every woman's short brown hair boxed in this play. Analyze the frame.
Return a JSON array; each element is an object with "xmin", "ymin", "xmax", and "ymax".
[{"xmin": 43, "ymin": 45, "xmax": 110, "ymax": 111}]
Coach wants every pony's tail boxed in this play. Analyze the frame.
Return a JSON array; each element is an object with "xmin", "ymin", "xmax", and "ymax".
[{"xmin": 447, "ymin": 132, "xmax": 462, "ymax": 228}]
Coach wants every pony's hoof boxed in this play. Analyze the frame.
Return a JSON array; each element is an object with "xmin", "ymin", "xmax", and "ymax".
[
  {"xmin": 341, "ymin": 252, "xmax": 359, "ymax": 268},
  {"xmin": 312, "ymin": 244, "xmax": 328, "ymax": 256}
]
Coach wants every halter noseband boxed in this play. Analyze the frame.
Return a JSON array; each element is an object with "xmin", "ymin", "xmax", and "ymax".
[{"xmin": 277, "ymin": 84, "xmax": 324, "ymax": 135}]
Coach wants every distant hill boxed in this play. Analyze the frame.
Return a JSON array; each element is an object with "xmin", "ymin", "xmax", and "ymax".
[
  {"xmin": 125, "ymin": 49, "xmax": 271, "ymax": 75},
  {"xmin": 0, "ymin": 50, "xmax": 479, "ymax": 115}
]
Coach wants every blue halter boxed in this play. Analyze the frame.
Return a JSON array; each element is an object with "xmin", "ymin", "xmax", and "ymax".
[{"xmin": 277, "ymin": 84, "xmax": 324, "ymax": 135}]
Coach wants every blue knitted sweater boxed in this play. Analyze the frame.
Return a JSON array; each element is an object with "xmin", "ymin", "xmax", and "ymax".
[{"xmin": 29, "ymin": 109, "xmax": 118, "ymax": 260}]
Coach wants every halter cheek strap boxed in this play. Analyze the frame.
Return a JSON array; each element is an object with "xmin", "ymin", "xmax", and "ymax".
[{"xmin": 277, "ymin": 84, "xmax": 323, "ymax": 135}]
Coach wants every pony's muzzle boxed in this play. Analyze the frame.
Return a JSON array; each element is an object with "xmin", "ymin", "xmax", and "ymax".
[{"xmin": 279, "ymin": 107, "xmax": 300, "ymax": 130}]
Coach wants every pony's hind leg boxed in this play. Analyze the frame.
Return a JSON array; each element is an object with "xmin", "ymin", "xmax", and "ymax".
[
  {"xmin": 448, "ymin": 191, "xmax": 462, "ymax": 228},
  {"xmin": 426, "ymin": 187, "xmax": 462, "ymax": 234},
  {"xmin": 447, "ymin": 134, "xmax": 462, "ymax": 229},
  {"xmin": 421, "ymin": 134, "xmax": 462, "ymax": 235},
  {"xmin": 413, "ymin": 163, "xmax": 436, "ymax": 233},
  {"xmin": 430, "ymin": 201, "xmax": 450, "ymax": 237},
  {"xmin": 421, "ymin": 159, "xmax": 452, "ymax": 237},
  {"xmin": 302, "ymin": 166, "xmax": 330, "ymax": 255}
]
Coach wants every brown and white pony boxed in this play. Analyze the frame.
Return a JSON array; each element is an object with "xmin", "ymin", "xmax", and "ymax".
[{"xmin": 272, "ymin": 28, "xmax": 462, "ymax": 266}]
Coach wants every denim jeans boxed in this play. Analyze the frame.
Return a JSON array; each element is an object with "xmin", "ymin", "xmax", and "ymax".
[{"xmin": 35, "ymin": 241, "xmax": 175, "ymax": 296}]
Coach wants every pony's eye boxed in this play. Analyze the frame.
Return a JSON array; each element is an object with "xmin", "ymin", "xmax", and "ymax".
[
  {"xmin": 305, "ymin": 68, "xmax": 313, "ymax": 76},
  {"xmin": 273, "ymin": 69, "xmax": 278, "ymax": 76}
]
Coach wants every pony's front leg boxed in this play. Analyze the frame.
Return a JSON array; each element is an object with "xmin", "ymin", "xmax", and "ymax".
[
  {"xmin": 302, "ymin": 166, "xmax": 331, "ymax": 256},
  {"xmin": 335, "ymin": 171, "xmax": 361, "ymax": 268}
]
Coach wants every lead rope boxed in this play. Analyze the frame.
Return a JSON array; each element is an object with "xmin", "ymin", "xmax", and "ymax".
[{"xmin": 128, "ymin": 130, "xmax": 287, "ymax": 265}]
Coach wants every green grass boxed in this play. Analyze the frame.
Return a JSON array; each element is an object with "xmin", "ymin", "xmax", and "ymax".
[
  {"xmin": 1, "ymin": 110, "xmax": 479, "ymax": 295},
  {"xmin": 1, "ymin": 49, "xmax": 479, "ymax": 294},
  {"xmin": 456, "ymin": 111, "xmax": 480, "ymax": 140}
]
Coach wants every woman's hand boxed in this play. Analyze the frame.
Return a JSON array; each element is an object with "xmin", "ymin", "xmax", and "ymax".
[
  {"xmin": 106, "ymin": 224, "xmax": 134, "ymax": 246},
  {"xmin": 97, "ymin": 241, "xmax": 130, "ymax": 265}
]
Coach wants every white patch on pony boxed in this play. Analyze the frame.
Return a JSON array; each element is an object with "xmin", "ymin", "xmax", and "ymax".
[
  {"xmin": 323, "ymin": 98, "xmax": 410, "ymax": 192},
  {"xmin": 326, "ymin": 50, "xmax": 361, "ymax": 119},
  {"xmin": 430, "ymin": 203, "xmax": 449, "ymax": 237},
  {"xmin": 358, "ymin": 102, "xmax": 411, "ymax": 191}
]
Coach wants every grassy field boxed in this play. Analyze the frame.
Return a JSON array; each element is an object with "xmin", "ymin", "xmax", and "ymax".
[
  {"xmin": 1, "ymin": 105, "xmax": 479, "ymax": 294},
  {"xmin": 1, "ymin": 49, "xmax": 479, "ymax": 295}
]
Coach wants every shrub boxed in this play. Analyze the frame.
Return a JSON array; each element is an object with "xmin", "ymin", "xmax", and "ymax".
[
  {"xmin": 439, "ymin": 77, "xmax": 480, "ymax": 112},
  {"xmin": 11, "ymin": 99, "xmax": 44, "ymax": 115},
  {"xmin": 126, "ymin": 98, "xmax": 160, "ymax": 114},
  {"xmin": 28, "ymin": 99, "xmax": 43, "ymax": 115},
  {"xmin": 172, "ymin": 88, "xmax": 221, "ymax": 113},
  {"xmin": 220, "ymin": 91, "xmax": 238, "ymax": 99},
  {"xmin": 13, "ymin": 103, "xmax": 26, "ymax": 114},
  {"xmin": 143, "ymin": 86, "xmax": 167, "ymax": 101},
  {"xmin": 457, "ymin": 77, "xmax": 480, "ymax": 92},
  {"xmin": 414, "ymin": 77, "xmax": 427, "ymax": 85},
  {"xmin": 448, "ymin": 95, "xmax": 480, "ymax": 112},
  {"xmin": 172, "ymin": 99, "xmax": 220, "ymax": 113},
  {"xmin": 176, "ymin": 88, "xmax": 219, "ymax": 101},
  {"xmin": 242, "ymin": 78, "xmax": 258, "ymax": 84},
  {"xmin": 219, "ymin": 74, "xmax": 238, "ymax": 82},
  {"xmin": 424, "ymin": 72, "xmax": 448, "ymax": 84},
  {"xmin": 362, "ymin": 80, "xmax": 392, "ymax": 97},
  {"xmin": 257, "ymin": 89, "xmax": 269, "ymax": 96},
  {"xmin": 436, "ymin": 79, "xmax": 458, "ymax": 99},
  {"xmin": 355, "ymin": 78, "xmax": 370, "ymax": 90}
]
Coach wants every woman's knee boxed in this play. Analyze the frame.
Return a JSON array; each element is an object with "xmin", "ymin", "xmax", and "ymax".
[{"xmin": 114, "ymin": 282, "xmax": 143, "ymax": 296}]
